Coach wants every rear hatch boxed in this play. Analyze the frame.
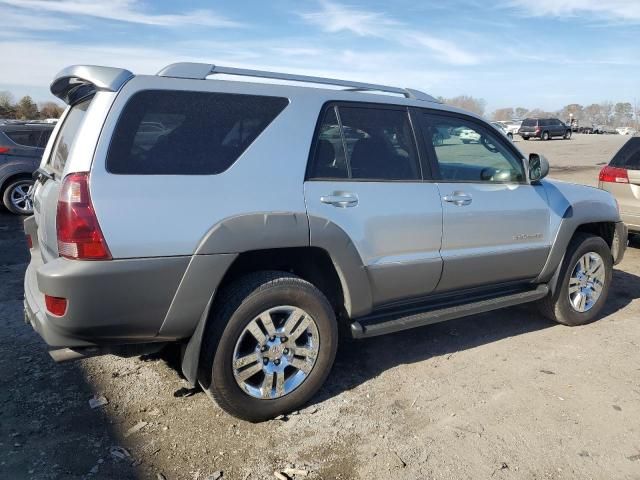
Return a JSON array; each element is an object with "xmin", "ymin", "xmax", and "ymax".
[
  {"xmin": 33, "ymin": 99, "xmax": 92, "ymax": 262},
  {"xmin": 599, "ymin": 137, "xmax": 640, "ymax": 219},
  {"xmin": 519, "ymin": 119, "xmax": 538, "ymax": 134}
]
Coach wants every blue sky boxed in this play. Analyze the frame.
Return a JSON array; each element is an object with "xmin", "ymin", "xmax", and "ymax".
[{"xmin": 1, "ymin": 0, "xmax": 639, "ymax": 113}]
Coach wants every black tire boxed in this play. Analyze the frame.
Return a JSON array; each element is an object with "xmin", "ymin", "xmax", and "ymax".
[
  {"xmin": 541, "ymin": 131, "xmax": 550, "ymax": 141},
  {"xmin": 537, "ymin": 233, "xmax": 612, "ymax": 326},
  {"xmin": 564, "ymin": 130, "xmax": 572, "ymax": 140},
  {"xmin": 507, "ymin": 132, "xmax": 513, "ymax": 141},
  {"xmin": 201, "ymin": 271, "xmax": 338, "ymax": 422},
  {"xmin": 522, "ymin": 136, "xmax": 529, "ymax": 141},
  {"xmin": 2, "ymin": 178, "xmax": 34, "ymax": 215},
  {"xmin": 461, "ymin": 139, "xmax": 470, "ymax": 144}
]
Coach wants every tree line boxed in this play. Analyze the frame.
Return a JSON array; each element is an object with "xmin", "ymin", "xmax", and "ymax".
[
  {"xmin": 439, "ymin": 94, "xmax": 638, "ymax": 128},
  {"xmin": 0, "ymin": 91, "xmax": 64, "ymax": 120}
]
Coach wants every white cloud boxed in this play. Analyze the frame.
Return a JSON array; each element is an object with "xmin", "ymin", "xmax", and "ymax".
[
  {"xmin": 0, "ymin": 0, "xmax": 241, "ymax": 27},
  {"xmin": 300, "ymin": 1, "xmax": 483, "ymax": 66},
  {"xmin": 0, "ymin": 6, "xmax": 79, "ymax": 31},
  {"xmin": 300, "ymin": 0, "xmax": 401, "ymax": 36},
  {"xmin": 505, "ymin": 0, "xmax": 640, "ymax": 22}
]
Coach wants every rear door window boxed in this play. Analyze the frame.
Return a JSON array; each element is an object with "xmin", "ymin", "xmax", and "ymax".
[
  {"xmin": 5, "ymin": 130, "xmax": 41, "ymax": 147},
  {"xmin": 106, "ymin": 90, "xmax": 288, "ymax": 175},
  {"xmin": 38, "ymin": 129, "xmax": 53, "ymax": 148},
  {"xmin": 307, "ymin": 104, "xmax": 421, "ymax": 181},
  {"xmin": 48, "ymin": 99, "xmax": 91, "ymax": 173}
]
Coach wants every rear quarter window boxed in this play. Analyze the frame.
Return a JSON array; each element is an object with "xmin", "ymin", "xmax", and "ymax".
[
  {"xmin": 49, "ymin": 99, "xmax": 91, "ymax": 173},
  {"xmin": 5, "ymin": 130, "xmax": 41, "ymax": 147},
  {"xmin": 106, "ymin": 90, "xmax": 289, "ymax": 175}
]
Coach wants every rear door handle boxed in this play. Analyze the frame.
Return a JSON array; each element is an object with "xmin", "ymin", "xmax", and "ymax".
[
  {"xmin": 320, "ymin": 193, "xmax": 359, "ymax": 208},
  {"xmin": 442, "ymin": 192, "xmax": 472, "ymax": 206}
]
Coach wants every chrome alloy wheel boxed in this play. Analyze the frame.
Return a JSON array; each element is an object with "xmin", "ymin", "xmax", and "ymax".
[
  {"xmin": 232, "ymin": 306, "xmax": 320, "ymax": 399},
  {"xmin": 568, "ymin": 252, "xmax": 606, "ymax": 313},
  {"xmin": 10, "ymin": 181, "xmax": 34, "ymax": 214}
]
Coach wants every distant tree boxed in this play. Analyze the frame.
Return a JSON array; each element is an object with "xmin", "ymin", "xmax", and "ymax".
[
  {"xmin": 514, "ymin": 107, "xmax": 528, "ymax": 119},
  {"xmin": 492, "ymin": 107, "xmax": 514, "ymax": 121},
  {"xmin": 442, "ymin": 95, "xmax": 486, "ymax": 116},
  {"xmin": 583, "ymin": 103, "xmax": 602, "ymax": 125},
  {"xmin": 0, "ymin": 91, "xmax": 15, "ymax": 119},
  {"xmin": 600, "ymin": 101, "xmax": 614, "ymax": 125},
  {"xmin": 15, "ymin": 96, "xmax": 39, "ymax": 120},
  {"xmin": 39, "ymin": 101, "xmax": 64, "ymax": 119},
  {"xmin": 526, "ymin": 108, "xmax": 555, "ymax": 118},
  {"xmin": 613, "ymin": 102, "xmax": 633, "ymax": 126},
  {"xmin": 559, "ymin": 103, "xmax": 584, "ymax": 123}
]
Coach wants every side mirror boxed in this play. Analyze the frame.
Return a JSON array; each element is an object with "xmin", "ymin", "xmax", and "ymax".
[{"xmin": 529, "ymin": 153, "xmax": 549, "ymax": 182}]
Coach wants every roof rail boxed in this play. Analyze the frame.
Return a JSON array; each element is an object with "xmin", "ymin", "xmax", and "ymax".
[{"xmin": 157, "ymin": 62, "xmax": 439, "ymax": 103}]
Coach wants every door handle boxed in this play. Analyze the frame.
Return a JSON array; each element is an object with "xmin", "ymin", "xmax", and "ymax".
[
  {"xmin": 320, "ymin": 193, "xmax": 359, "ymax": 208},
  {"xmin": 442, "ymin": 192, "xmax": 472, "ymax": 206}
]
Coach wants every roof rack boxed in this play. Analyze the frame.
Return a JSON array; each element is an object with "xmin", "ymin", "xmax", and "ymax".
[{"xmin": 157, "ymin": 62, "xmax": 439, "ymax": 103}]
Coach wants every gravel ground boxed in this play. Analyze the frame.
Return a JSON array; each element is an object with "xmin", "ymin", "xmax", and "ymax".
[{"xmin": 1, "ymin": 134, "xmax": 639, "ymax": 480}]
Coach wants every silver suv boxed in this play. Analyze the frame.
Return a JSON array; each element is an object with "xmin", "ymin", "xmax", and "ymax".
[{"xmin": 24, "ymin": 63, "xmax": 626, "ymax": 421}]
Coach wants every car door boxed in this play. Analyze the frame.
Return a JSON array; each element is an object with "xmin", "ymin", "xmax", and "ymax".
[
  {"xmin": 304, "ymin": 103, "xmax": 443, "ymax": 309},
  {"xmin": 419, "ymin": 111, "xmax": 551, "ymax": 292}
]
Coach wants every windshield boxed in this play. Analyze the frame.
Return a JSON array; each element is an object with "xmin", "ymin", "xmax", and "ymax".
[{"xmin": 47, "ymin": 99, "xmax": 91, "ymax": 174}]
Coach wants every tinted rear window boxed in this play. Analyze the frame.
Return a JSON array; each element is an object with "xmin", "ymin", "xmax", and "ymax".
[
  {"xmin": 49, "ymin": 99, "xmax": 91, "ymax": 173},
  {"xmin": 611, "ymin": 138, "xmax": 640, "ymax": 169},
  {"xmin": 522, "ymin": 119, "xmax": 537, "ymax": 127},
  {"xmin": 106, "ymin": 90, "xmax": 289, "ymax": 175},
  {"xmin": 5, "ymin": 130, "xmax": 41, "ymax": 147}
]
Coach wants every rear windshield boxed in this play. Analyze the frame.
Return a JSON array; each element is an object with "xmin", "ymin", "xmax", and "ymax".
[
  {"xmin": 522, "ymin": 119, "xmax": 537, "ymax": 127},
  {"xmin": 4, "ymin": 129, "xmax": 41, "ymax": 147},
  {"xmin": 48, "ymin": 99, "xmax": 91, "ymax": 173},
  {"xmin": 106, "ymin": 90, "xmax": 289, "ymax": 175},
  {"xmin": 611, "ymin": 138, "xmax": 640, "ymax": 170}
]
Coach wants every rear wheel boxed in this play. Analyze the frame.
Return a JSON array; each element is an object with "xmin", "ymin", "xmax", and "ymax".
[
  {"xmin": 522, "ymin": 136, "xmax": 529, "ymax": 141},
  {"xmin": 538, "ymin": 233, "xmax": 612, "ymax": 326},
  {"xmin": 541, "ymin": 131, "xmax": 550, "ymax": 141},
  {"xmin": 201, "ymin": 271, "xmax": 338, "ymax": 422},
  {"xmin": 2, "ymin": 178, "xmax": 34, "ymax": 215}
]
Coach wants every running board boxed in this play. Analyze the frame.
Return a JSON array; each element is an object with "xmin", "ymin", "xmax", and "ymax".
[{"xmin": 350, "ymin": 285, "xmax": 549, "ymax": 339}]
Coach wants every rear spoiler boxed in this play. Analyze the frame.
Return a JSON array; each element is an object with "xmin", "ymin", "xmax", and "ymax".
[{"xmin": 50, "ymin": 65, "xmax": 134, "ymax": 105}]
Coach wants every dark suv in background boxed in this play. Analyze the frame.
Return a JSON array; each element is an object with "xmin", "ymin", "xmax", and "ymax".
[
  {"xmin": 0, "ymin": 123, "xmax": 54, "ymax": 214},
  {"xmin": 519, "ymin": 118, "xmax": 571, "ymax": 141}
]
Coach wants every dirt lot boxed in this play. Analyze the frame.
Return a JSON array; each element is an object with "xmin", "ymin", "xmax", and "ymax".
[{"xmin": 1, "ymin": 134, "xmax": 639, "ymax": 480}]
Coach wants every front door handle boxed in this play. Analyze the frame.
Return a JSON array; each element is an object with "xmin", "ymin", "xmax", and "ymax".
[
  {"xmin": 320, "ymin": 193, "xmax": 359, "ymax": 208},
  {"xmin": 442, "ymin": 192, "xmax": 472, "ymax": 206}
]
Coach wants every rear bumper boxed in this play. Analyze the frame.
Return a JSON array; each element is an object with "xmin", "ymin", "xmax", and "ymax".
[{"xmin": 519, "ymin": 131, "xmax": 539, "ymax": 138}]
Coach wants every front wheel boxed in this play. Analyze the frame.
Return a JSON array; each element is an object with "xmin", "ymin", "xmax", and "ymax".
[
  {"xmin": 2, "ymin": 178, "xmax": 34, "ymax": 215},
  {"xmin": 507, "ymin": 132, "xmax": 513, "ymax": 141},
  {"xmin": 538, "ymin": 233, "xmax": 612, "ymax": 326},
  {"xmin": 564, "ymin": 130, "xmax": 572, "ymax": 139},
  {"xmin": 201, "ymin": 271, "xmax": 338, "ymax": 422}
]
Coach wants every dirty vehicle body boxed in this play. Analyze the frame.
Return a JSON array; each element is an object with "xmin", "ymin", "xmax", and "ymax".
[
  {"xmin": 0, "ymin": 123, "xmax": 54, "ymax": 214},
  {"xmin": 24, "ymin": 63, "xmax": 626, "ymax": 421},
  {"xmin": 599, "ymin": 137, "xmax": 640, "ymax": 235}
]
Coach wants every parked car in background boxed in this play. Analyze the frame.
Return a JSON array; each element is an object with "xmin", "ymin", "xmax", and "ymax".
[
  {"xmin": 593, "ymin": 125, "xmax": 618, "ymax": 135},
  {"xmin": 24, "ymin": 63, "xmax": 626, "ymax": 422},
  {"xmin": 518, "ymin": 118, "xmax": 572, "ymax": 140},
  {"xmin": 0, "ymin": 123, "xmax": 54, "ymax": 214},
  {"xmin": 616, "ymin": 127, "xmax": 637, "ymax": 136},
  {"xmin": 491, "ymin": 122, "xmax": 514, "ymax": 140},
  {"xmin": 599, "ymin": 137, "xmax": 640, "ymax": 236}
]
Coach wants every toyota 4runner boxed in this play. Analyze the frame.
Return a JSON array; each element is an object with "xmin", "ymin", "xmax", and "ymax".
[{"xmin": 24, "ymin": 63, "xmax": 627, "ymax": 421}]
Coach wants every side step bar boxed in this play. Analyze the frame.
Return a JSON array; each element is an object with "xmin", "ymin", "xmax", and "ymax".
[{"xmin": 350, "ymin": 285, "xmax": 549, "ymax": 339}]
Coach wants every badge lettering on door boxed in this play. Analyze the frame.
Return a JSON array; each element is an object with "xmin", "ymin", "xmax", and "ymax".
[{"xmin": 513, "ymin": 233, "xmax": 543, "ymax": 241}]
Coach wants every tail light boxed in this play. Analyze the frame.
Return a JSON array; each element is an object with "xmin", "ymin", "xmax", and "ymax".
[
  {"xmin": 25, "ymin": 234, "xmax": 33, "ymax": 249},
  {"xmin": 56, "ymin": 172, "xmax": 111, "ymax": 260},
  {"xmin": 45, "ymin": 295, "xmax": 67, "ymax": 316},
  {"xmin": 0, "ymin": 147, "xmax": 10, "ymax": 154},
  {"xmin": 599, "ymin": 165, "xmax": 629, "ymax": 184}
]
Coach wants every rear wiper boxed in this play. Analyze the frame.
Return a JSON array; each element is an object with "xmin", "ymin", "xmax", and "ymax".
[{"xmin": 33, "ymin": 167, "xmax": 54, "ymax": 184}]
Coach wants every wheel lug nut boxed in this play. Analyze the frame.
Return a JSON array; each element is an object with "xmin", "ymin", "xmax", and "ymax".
[
  {"xmin": 283, "ymin": 348, "xmax": 289, "ymax": 355},
  {"xmin": 274, "ymin": 359, "xmax": 280, "ymax": 366},
  {"xmin": 261, "ymin": 346, "xmax": 268, "ymax": 352},
  {"xmin": 263, "ymin": 358, "xmax": 269, "ymax": 365},
  {"xmin": 281, "ymin": 337, "xmax": 287, "ymax": 342},
  {"xmin": 269, "ymin": 336, "xmax": 275, "ymax": 341}
]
